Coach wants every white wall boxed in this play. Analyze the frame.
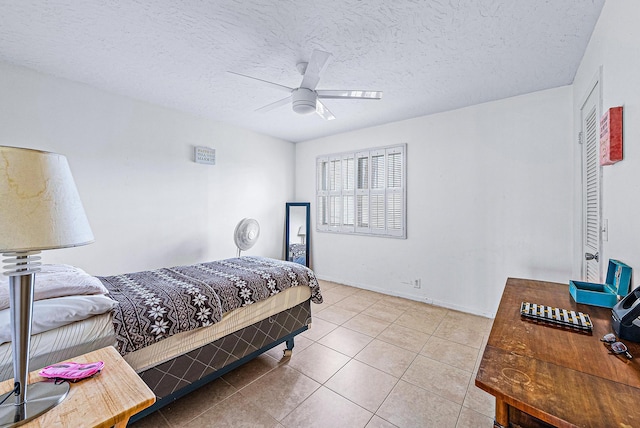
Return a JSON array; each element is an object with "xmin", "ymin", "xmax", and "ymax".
[
  {"xmin": 0, "ymin": 62, "xmax": 295, "ymax": 275},
  {"xmin": 572, "ymin": 0, "xmax": 640, "ymax": 285},
  {"xmin": 296, "ymin": 87, "xmax": 574, "ymax": 317}
]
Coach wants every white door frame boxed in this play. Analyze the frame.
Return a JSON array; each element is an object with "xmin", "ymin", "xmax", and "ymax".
[{"xmin": 579, "ymin": 69, "xmax": 603, "ymax": 282}]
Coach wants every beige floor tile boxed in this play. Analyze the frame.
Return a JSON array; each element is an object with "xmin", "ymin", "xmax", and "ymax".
[
  {"xmin": 221, "ymin": 353, "xmax": 280, "ymax": 389},
  {"xmin": 377, "ymin": 380, "xmax": 461, "ymax": 428},
  {"xmin": 327, "ymin": 283, "xmax": 361, "ymax": 297},
  {"xmin": 412, "ymin": 302, "xmax": 450, "ymax": 317},
  {"xmin": 366, "ymin": 415, "xmax": 399, "ymax": 428},
  {"xmin": 315, "ymin": 305, "xmax": 360, "ymax": 325},
  {"xmin": 136, "ymin": 282, "xmax": 499, "ymax": 427},
  {"xmin": 185, "ymin": 393, "xmax": 281, "ymax": 428},
  {"xmin": 377, "ymin": 323, "xmax": 431, "ymax": 353},
  {"xmin": 238, "ymin": 365, "xmax": 320, "ymax": 421},
  {"xmin": 353, "ymin": 288, "xmax": 387, "ymax": 302},
  {"xmin": 318, "ymin": 326, "xmax": 374, "ymax": 357},
  {"xmin": 444, "ymin": 310, "xmax": 493, "ymax": 333},
  {"xmin": 455, "ymin": 406, "xmax": 494, "ymax": 428},
  {"xmin": 394, "ymin": 308, "xmax": 446, "ymax": 335},
  {"xmin": 463, "ymin": 381, "xmax": 496, "ymax": 419},
  {"xmin": 281, "ymin": 386, "xmax": 373, "ymax": 428},
  {"xmin": 130, "ymin": 410, "xmax": 170, "ymax": 428},
  {"xmin": 158, "ymin": 377, "xmax": 237, "ymax": 426},
  {"xmin": 317, "ymin": 280, "xmax": 340, "ymax": 290},
  {"xmin": 379, "ymin": 294, "xmax": 423, "ymax": 311},
  {"xmin": 334, "ymin": 294, "xmax": 378, "ymax": 312},
  {"xmin": 404, "ymin": 299, "xmax": 446, "ymax": 312},
  {"xmin": 473, "ymin": 334, "xmax": 490, "ymax": 374},
  {"xmin": 301, "ymin": 317, "xmax": 338, "ymax": 341},
  {"xmin": 287, "ymin": 342, "xmax": 350, "ymax": 383},
  {"xmin": 420, "ymin": 335, "xmax": 479, "ymax": 372},
  {"xmin": 432, "ymin": 318, "xmax": 485, "ymax": 349},
  {"xmin": 355, "ymin": 339, "xmax": 417, "ymax": 377},
  {"xmin": 325, "ymin": 359, "xmax": 398, "ymax": 412},
  {"xmin": 316, "ymin": 289, "xmax": 348, "ymax": 306},
  {"xmin": 363, "ymin": 301, "xmax": 405, "ymax": 323},
  {"xmin": 402, "ymin": 355, "xmax": 471, "ymax": 404},
  {"xmin": 343, "ymin": 313, "xmax": 391, "ymax": 337}
]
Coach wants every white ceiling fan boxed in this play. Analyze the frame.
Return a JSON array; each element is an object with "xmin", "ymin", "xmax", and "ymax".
[{"xmin": 229, "ymin": 50, "xmax": 382, "ymax": 120}]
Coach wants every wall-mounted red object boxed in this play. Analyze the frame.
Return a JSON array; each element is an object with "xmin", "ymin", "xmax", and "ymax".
[{"xmin": 600, "ymin": 106, "xmax": 623, "ymax": 166}]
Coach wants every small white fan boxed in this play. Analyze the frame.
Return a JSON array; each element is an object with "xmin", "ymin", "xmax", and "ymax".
[{"xmin": 234, "ymin": 218, "xmax": 260, "ymax": 257}]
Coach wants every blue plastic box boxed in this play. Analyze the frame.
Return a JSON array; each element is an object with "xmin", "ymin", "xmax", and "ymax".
[{"xmin": 569, "ymin": 259, "xmax": 632, "ymax": 308}]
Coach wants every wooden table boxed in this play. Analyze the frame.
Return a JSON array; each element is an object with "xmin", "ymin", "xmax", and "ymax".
[
  {"xmin": 0, "ymin": 346, "xmax": 155, "ymax": 427},
  {"xmin": 475, "ymin": 278, "xmax": 640, "ymax": 428}
]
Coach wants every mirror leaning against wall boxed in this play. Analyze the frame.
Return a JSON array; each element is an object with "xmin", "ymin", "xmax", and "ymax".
[{"xmin": 285, "ymin": 202, "xmax": 310, "ymax": 267}]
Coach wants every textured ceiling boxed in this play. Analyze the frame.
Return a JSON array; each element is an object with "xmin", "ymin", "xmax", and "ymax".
[{"xmin": 0, "ymin": 1, "xmax": 604, "ymax": 143}]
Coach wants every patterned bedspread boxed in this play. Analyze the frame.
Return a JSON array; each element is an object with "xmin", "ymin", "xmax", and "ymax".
[
  {"xmin": 98, "ymin": 257, "xmax": 322, "ymax": 355},
  {"xmin": 289, "ymin": 243, "xmax": 306, "ymax": 259}
]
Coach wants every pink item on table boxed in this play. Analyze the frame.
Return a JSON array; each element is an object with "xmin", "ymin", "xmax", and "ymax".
[{"xmin": 39, "ymin": 361, "xmax": 104, "ymax": 382}]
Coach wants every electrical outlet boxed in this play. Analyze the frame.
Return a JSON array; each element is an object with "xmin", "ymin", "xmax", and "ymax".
[{"xmin": 414, "ymin": 279, "xmax": 421, "ymax": 289}]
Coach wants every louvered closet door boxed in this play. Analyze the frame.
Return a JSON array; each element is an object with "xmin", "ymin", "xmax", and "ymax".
[{"xmin": 581, "ymin": 80, "xmax": 601, "ymax": 282}]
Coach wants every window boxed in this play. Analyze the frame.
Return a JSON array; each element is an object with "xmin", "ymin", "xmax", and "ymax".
[{"xmin": 317, "ymin": 144, "xmax": 406, "ymax": 238}]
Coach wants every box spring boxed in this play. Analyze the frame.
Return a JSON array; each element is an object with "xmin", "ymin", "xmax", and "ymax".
[{"xmin": 130, "ymin": 299, "xmax": 311, "ymax": 422}]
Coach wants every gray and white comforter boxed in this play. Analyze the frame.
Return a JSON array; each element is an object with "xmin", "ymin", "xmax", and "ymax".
[{"xmin": 98, "ymin": 257, "xmax": 322, "ymax": 355}]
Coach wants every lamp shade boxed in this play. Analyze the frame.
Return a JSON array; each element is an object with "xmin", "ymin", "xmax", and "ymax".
[
  {"xmin": 297, "ymin": 226, "xmax": 306, "ymax": 236},
  {"xmin": 0, "ymin": 146, "xmax": 94, "ymax": 252}
]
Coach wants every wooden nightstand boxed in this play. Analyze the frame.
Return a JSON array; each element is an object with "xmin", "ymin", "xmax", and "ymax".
[{"xmin": 0, "ymin": 346, "xmax": 155, "ymax": 427}]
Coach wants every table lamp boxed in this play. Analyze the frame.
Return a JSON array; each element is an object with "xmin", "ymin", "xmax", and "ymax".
[
  {"xmin": 0, "ymin": 146, "xmax": 94, "ymax": 426},
  {"xmin": 297, "ymin": 226, "xmax": 306, "ymax": 244}
]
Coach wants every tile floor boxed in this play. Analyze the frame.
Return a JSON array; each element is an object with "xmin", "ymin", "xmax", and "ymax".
[{"xmin": 131, "ymin": 280, "xmax": 496, "ymax": 428}]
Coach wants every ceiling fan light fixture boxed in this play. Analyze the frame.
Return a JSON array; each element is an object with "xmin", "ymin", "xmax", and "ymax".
[
  {"xmin": 291, "ymin": 88, "xmax": 317, "ymax": 115},
  {"xmin": 231, "ymin": 49, "xmax": 382, "ymax": 120}
]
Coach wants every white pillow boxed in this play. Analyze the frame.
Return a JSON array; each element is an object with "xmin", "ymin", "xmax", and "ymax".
[
  {"xmin": 0, "ymin": 264, "xmax": 109, "ymax": 311},
  {"xmin": 0, "ymin": 294, "xmax": 118, "ymax": 344}
]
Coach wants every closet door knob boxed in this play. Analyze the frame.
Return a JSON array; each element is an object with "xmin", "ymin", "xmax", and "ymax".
[{"xmin": 585, "ymin": 252, "xmax": 599, "ymax": 262}]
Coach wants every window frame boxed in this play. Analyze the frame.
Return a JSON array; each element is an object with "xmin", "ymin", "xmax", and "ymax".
[{"xmin": 316, "ymin": 143, "xmax": 406, "ymax": 238}]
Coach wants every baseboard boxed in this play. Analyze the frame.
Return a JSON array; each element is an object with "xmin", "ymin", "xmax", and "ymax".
[{"xmin": 316, "ymin": 274, "xmax": 495, "ymax": 319}]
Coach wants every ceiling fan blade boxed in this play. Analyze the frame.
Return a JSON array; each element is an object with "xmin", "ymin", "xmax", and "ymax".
[
  {"xmin": 228, "ymin": 71, "xmax": 294, "ymax": 93},
  {"xmin": 300, "ymin": 50, "xmax": 332, "ymax": 90},
  {"xmin": 255, "ymin": 96, "xmax": 291, "ymax": 112},
  {"xmin": 317, "ymin": 90, "xmax": 382, "ymax": 100},
  {"xmin": 316, "ymin": 100, "xmax": 336, "ymax": 121}
]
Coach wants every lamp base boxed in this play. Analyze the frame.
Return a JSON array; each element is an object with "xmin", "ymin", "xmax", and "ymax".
[{"xmin": 0, "ymin": 380, "xmax": 69, "ymax": 427}]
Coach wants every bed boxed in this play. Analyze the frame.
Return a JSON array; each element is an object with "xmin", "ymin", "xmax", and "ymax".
[
  {"xmin": 0, "ymin": 256, "xmax": 322, "ymax": 422},
  {"xmin": 288, "ymin": 243, "xmax": 307, "ymax": 265}
]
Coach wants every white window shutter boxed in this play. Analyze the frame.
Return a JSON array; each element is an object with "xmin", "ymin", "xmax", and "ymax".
[
  {"xmin": 316, "ymin": 144, "xmax": 406, "ymax": 238},
  {"xmin": 370, "ymin": 149, "xmax": 386, "ymax": 232},
  {"xmin": 385, "ymin": 146, "xmax": 405, "ymax": 237},
  {"xmin": 316, "ymin": 157, "xmax": 329, "ymax": 231},
  {"xmin": 341, "ymin": 155, "xmax": 355, "ymax": 232},
  {"xmin": 327, "ymin": 156, "xmax": 342, "ymax": 231},
  {"xmin": 355, "ymin": 151, "xmax": 370, "ymax": 233}
]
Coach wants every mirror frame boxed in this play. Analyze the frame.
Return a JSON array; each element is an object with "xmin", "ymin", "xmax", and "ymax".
[{"xmin": 285, "ymin": 202, "xmax": 310, "ymax": 267}]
